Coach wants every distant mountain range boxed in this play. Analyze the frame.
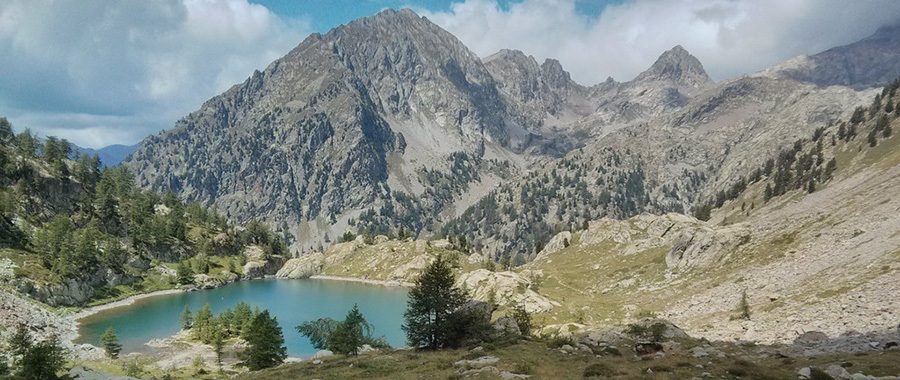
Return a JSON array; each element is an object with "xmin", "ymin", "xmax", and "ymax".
[
  {"xmin": 123, "ymin": 9, "xmax": 900, "ymax": 256},
  {"xmin": 73, "ymin": 143, "xmax": 138, "ymax": 167}
]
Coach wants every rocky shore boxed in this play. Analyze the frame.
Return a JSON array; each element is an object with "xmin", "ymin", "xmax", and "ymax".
[{"xmin": 309, "ymin": 274, "xmax": 413, "ymax": 288}]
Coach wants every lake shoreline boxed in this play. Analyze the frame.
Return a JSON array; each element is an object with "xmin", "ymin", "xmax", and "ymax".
[
  {"xmin": 66, "ymin": 276, "xmax": 411, "ymax": 356},
  {"xmin": 71, "ymin": 288, "xmax": 185, "ymax": 322},
  {"xmin": 309, "ymin": 274, "xmax": 414, "ymax": 288},
  {"xmin": 63, "ymin": 288, "xmax": 186, "ymax": 350}
]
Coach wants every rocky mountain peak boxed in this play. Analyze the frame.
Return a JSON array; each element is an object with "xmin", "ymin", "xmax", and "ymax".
[
  {"xmin": 636, "ymin": 45, "xmax": 711, "ymax": 88},
  {"xmin": 484, "ymin": 49, "xmax": 534, "ymax": 65},
  {"xmin": 540, "ymin": 58, "xmax": 572, "ymax": 89}
]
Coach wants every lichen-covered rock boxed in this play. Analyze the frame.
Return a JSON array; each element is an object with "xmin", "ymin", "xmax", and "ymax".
[
  {"xmin": 276, "ymin": 253, "xmax": 325, "ymax": 279},
  {"xmin": 455, "ymin": 269, "xmax": 558, "ymax": 313},
  {"xmin": 493, "ymin": 316, "xmax": 521, "ymax": 336}
]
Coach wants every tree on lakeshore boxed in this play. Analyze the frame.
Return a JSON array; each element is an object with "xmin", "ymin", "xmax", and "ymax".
[
  {"xmin": 297, "ymin": 307, "xmax": 389, "ymax": 354},
  {"xmin": 100, "ymin": 327, "xmax": 122, "ymax": 359},
  {"xmin": 193, "ymin": 304, "xmax": 214, "ymax": 343},
  {"xmin": 176, "ymin": 261, "xmax": 193, "ymax": 285},
  {"xmin": 243, "ymin": 310, "xmax": 287, "ymax": 370},
  {"xmin": 327, "ymin": 304, "xmax": 369, "ymax": 355},
  {"xmin": 180, "ymin": 305, "xmax": 193, "ymax": 329},
  {"xmin": 403, "ymin": 255, "xmax": 467, "ymax": 349},
  {"xmin": 296, "ymin": 318, "xmax": 339, "ymax": 350}
]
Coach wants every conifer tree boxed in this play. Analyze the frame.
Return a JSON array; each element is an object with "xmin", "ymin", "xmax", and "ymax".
[
  {"xmin": 180, "ymin": 305, "xmax": 193, "ymax": 330},
  {"xmin": 328, "ymin": 304, "xmax": 369, "ymax": 355},
  {"xmin": 193, "ymin": 304, "xmax": 214, "ymax": 343},
  {"xmin": 403, "ymin": 255, "xmax": 467, "ymax": 349},
  {"xmin": 0, "ymin": 117, "xmax": 12, "ymax": 143},
  {"xmin": 176, "ymin": 261, "xmax": 193, "ymax": 285},
  {"xmin": 243, "ymin": 310, "xmax": 286, "ymax": 370},
  {"xmin": 100, "ymin": 327, "xmax": 122, "ymax": 359},
  {"xmin": 18, "ymin": 334, "xmax": 66, "ymax": 380}
]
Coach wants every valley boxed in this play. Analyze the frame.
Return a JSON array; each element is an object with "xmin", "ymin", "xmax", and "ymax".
[{"xmin": 0, "ymin": 5, "xmax": 899, "ymax": 380}]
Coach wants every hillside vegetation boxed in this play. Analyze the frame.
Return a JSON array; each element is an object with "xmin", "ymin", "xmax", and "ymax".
[{"xmin": 0, "ymin": 117, "xmax": 285, "ymax": 307}]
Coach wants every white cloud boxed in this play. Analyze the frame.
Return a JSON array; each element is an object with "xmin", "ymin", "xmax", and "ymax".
[
  {"xmin": 0, "ymin": 0, "xmax": 310, "ymax": 148},
  {"xmin": 419, "ymin": 0, "xmax": 900, "ymax": 85}
]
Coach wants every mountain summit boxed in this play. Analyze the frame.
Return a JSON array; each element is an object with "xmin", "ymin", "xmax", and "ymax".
[{"xmin": 635, "ymin": 45, "xmax": 711, "ymax": 88}]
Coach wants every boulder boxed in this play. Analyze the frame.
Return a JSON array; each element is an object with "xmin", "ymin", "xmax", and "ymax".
[
  {"xmin": 824, "ymin": 364, "xmax": 852, "ymax": 380},
  {"xmin": 455, "ymin": 269, "xmax": 559, "ymax": 313},
  {"xmin": 453, "ymin": 355, "xmax": 499, "ymax": 370},
  {"xmin": 795, "ymin": 331, "xmax": 829, "ymax": 346},
  {"xmin": 276, "ymin": 253, "xmax": 325, "ymax": 279},
  {"xmin": 242, "ymin": 249, "xmax": 286, "ymax": 279},
  {"xmin": 455, "ymin": 300, "xmax": 495, "ymax": 324},
  {"xmin": 493, "ymin": 316, "xmax": 521, "ymax": 336},
  {"xmin": 358, "ymin": 344, "xmax": 377, "ymax": 353},
  {"xmin": 192, "ymin": 274, "xmax": 224, "ymax": 289},
  {"xmin": 387, "ymin": 254, "xmax": 431, "ymax": 282},
  {"xmin": 127, "ymin": 256, "xmax": 151, "ymax": 270},
  {"xmin": 634, "ymin": 341, "xmax": 664, "ymax": 356},
  {"xmin": 313, "ymin": 350, "xmax": 334, "ymax": 359}
]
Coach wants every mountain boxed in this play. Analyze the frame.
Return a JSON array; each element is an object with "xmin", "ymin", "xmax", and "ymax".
[
  {"xmin": 73, "ymin": 143, "xmax": 138, "ymax": 166},
  {"xmin": 126, "ymin": 9, "xmax": 539, "ymax": 251},
  {"xmin": 764, "ymin": 23, "xmax": 900, "ymax": 88},
  {"xmin": 126, "ymin": 8, "xmax": 892, "ymax": 256}
]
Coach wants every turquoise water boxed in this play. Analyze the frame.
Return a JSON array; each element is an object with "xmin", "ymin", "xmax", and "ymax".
[{"xmin": 75, "ymin": 279, "xmax": 409, "ymax": 357}]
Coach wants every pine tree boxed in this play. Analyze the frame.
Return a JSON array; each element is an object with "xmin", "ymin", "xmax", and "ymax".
[
  {"xmin": 193, "ymin": 304, "xmax": 213, "ymax": 343},
  {"xmin": 884, "ymin": 123, "xmax": 893, "ymax": 138},
  {"xmin": 9, "ymin": 324, "xmax": 32, "ymax": 358},
  {"xmin": 868, "ymin": 129, "xmax": 878, "ymax": 147},
  {"xmin": 824, "ymin": 158, "xmax": 837, "ymax": 180},
  {"xmin": 176, "ymin": 261, "xmax": 193, "ymax": 285},
  {"xmin": 328, "ymin": 304, "xmax": 369, "ymax": 355},
  {"xmin": 850, "ymin": 106, "xmax": 866, "ymax": 125},
  {"xmin": 0, "ymin": 117, "xmax": 12, "ymax": 143},
  {"xmin": 100, "ymin": 327, "xmax": 122, "ymax": 359},
  {"xmin": 180, "ymin": 305, "xmax": 193, "ymax": 330},
  {"xmin": 232, "ymin": 302, "xmax": 255, "ymax": 337},
  {"xmin": 243, "ymin": 310, "xmax": 287, "ymax": 370},
  {"xmin": 296, "ymin": 318, "xmax": 339, "ymax": 350},
  {"xmin": 18, "ymin": 334, "xmax": 67, "ymax": 380},
  {"xmin": 212, "ymin": 327, "xmax": 225, "ymax": 368},
  {"xmin": 15, "ymin": 129, "xmax": 37, "ymax": 158},
  {"xmin": 403, "ymin": 255, "xmax": 467, "ymax": 349}
]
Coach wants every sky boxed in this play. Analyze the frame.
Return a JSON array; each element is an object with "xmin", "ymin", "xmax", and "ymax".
[{"xmin": 1, "ymin": 0, "xmax": 900, "ymax": 148}]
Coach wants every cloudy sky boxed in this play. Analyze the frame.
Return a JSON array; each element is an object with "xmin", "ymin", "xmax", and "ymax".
[{"xmin": 2, "ymin": 0, "xmax": 900, "ymax": 148}]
